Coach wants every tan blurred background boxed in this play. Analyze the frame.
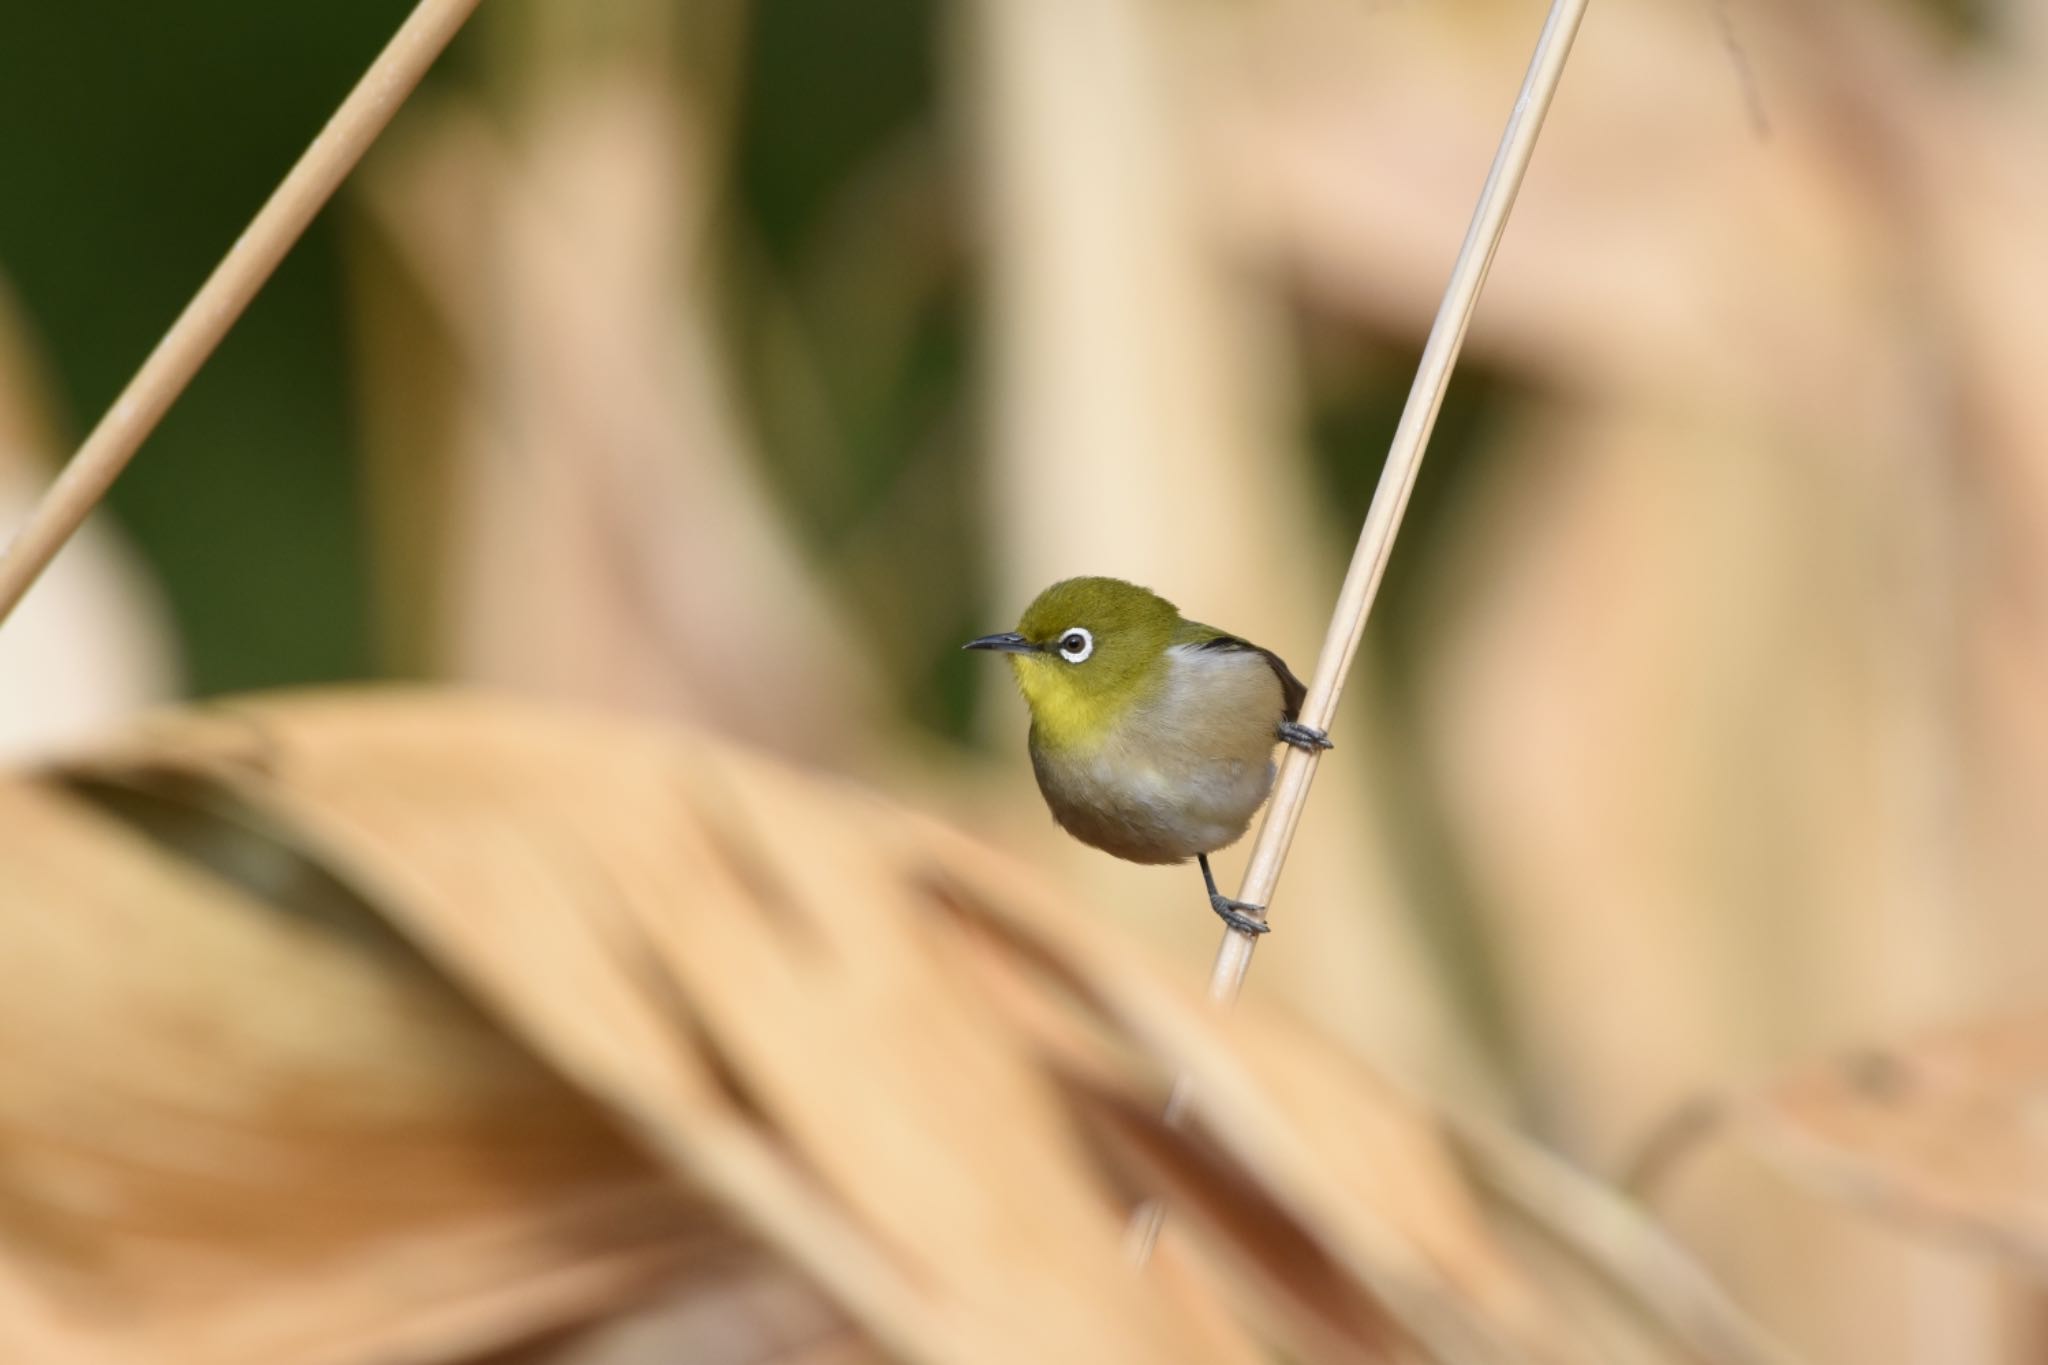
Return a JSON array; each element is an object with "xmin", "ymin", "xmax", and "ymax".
[{"xmin": 3, "ymin": 0, "xmax": 2047, "ymax": 1359}]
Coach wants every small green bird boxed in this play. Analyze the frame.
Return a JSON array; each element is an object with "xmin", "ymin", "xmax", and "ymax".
[{"xmin": 966, "ymin": 576, "xmax": 1330, "ymax": 935}]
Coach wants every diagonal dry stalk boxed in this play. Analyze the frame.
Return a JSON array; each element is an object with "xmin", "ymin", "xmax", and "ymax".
[
  {"xmin": 1130, "ymin": 0, "xmax": 1594, "ymax": 1263},
  {"xmin": 0, "ymin": 0, "xmax": 484, "ymax": 630}
]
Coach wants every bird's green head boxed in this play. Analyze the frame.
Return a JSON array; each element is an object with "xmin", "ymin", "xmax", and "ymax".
[{"xmin": 963, "ymin": 576, "xmax": 1180, "ymax": 747}]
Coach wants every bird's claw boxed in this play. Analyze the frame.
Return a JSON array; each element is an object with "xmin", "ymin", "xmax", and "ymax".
[
  {"xmin": 1278, "ymin": 720, "xmax": 1334, "ymax": 753},
  {"xmin": 1209, "ymin": 893, "xmax": 1271, "ymax": 936}
]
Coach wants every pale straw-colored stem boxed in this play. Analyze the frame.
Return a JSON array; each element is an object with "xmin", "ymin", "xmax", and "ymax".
[
  {"xmin": 0, "ymin": 0, "xmax": 485, "ymax": 630},
  {"xmin": 1127, "ymin": 0, "xmax": 1592, "ymax": 1264}
]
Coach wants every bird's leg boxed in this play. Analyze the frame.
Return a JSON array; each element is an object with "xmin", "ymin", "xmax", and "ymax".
[
  {"xmin": 1200, "ymin": 853, "xmax": 1269, "ymax": 936},
  {"xmin": 1278, "ymin": 720, "xmax": 1333, "ymax": 753}
]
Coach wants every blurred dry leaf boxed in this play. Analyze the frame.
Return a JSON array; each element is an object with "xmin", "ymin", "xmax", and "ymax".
[
  {"xmin": 0, "ymin": 276, "xmax": 61, "ymax": 464},
  {"xmin": 0, "ymin": 688, "xmax": 1777, "ymax": 1363},
  {"xmin": 484, "ymin": 1267, "xmax": 881, "ymax": 1365},
  {"xmin": 0, "ymin": 276, "xmax": 179, "ymax": 761},
  {"xmin": 0, "ymin": 772, "xmax": 722, "ymax": 1364},
  {"xmin": 353, "ymin": 67, "xmax": 882, "ymax": 762},
  {"xmin": 1719, "ymin": 1012, "xmax": 2048, "ymax": 1274}
]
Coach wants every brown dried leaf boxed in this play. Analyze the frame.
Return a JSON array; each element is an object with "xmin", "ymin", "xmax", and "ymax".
[
  {"xmin": 6, "ymin": 687, "xmax": 1769, "ymax": 1363},
  {"xmin": 0, "ymin": 777, "xmax": 724, "ymax": 1365},
  {"xmin": 917, "ymin": 862, "xmax": 1565, "ymax": 1364},
  {"xmin": 354, "ymin": 83, "xmax": 882, "ymax": 760},
  {"xmin": 38, "ymin": 692, "xmax": 1283, "ymax": 1364},
  {"xmin": 485, "ymin": 1267, "xmax": 880, "ymax": 1365},
  {"xmin": 1729, "ymin": 1012, "xmax": 2048, "ymax": 1273}
]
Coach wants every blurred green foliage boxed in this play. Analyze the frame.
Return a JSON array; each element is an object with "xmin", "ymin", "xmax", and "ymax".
[{"xmin": 734, "ymin": 0, "xmax": 936, "ymax": 265}]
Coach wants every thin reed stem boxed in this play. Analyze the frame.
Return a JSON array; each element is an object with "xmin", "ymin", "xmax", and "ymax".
[
  {"xmin": 0, "ymin": 0, "xmax": 485, "ymax": 630},
  {"xmin": 1128, "ymin": 0, "xmax": 1593, "ymax": 1263}
]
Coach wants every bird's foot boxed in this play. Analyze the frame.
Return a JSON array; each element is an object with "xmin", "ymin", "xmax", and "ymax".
[
  {"xmin": 1209, "ymin": 893, "xmax": 1271, "ymax": 936},
  {"xmin": 1278, "ymin": 720, "xmax": 1334, "ymax": 753}
]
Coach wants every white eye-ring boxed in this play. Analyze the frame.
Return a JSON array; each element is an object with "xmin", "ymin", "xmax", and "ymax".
[{"xmin": 1055, "ymin": 627, "xmax": 1094, "ymax": 663}]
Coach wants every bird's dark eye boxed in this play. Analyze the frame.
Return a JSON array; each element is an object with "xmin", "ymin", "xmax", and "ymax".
[{"xmin": 1056, "ymin": 628, "xmax": 1094, "ymax": 662}]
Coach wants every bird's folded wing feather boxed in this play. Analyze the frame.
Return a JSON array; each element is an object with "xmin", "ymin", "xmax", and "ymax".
[{"xmin": 1174, "ymin": 621, "xmax": 1309, "ymax": 722}]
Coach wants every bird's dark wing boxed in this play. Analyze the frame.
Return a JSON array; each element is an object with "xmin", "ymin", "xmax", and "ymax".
[{"xmin": 1185, "ymin": 628, "xmax": 1308, "ymax": 722}]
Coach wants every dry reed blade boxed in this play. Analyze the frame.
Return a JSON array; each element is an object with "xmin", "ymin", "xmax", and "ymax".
[
  {"xmin": 0, "ymin": 0, "xmax": 482, "ymax": 630},
  {"xmin": 30, "ymin": 688, "xmax": 1611, "ymax": 1363},
  {"xmin": 0, "ymin": 288, "xmax": 178, "ymax": 758},
  {"xmin": 1724, "ymin": 1012, "xmax": 2048, "ymax": 1274},
  {"xmin": 64, "ymin": 691, "xmax": 1272, "ymax": 1365},
  {"xmin": 1131, "ymin": 0, "xmax": 1593, "ymax": 1263},
  {"xmin": 1447, "ymin": 1113, "xmax": 1802, "ymax": 1365},
  {"xmin": 0, "ymin": 774, "xmax": 721, "ymax": 1364},
  {"xmin": 353, "ymin": 87, "xmax": 884, "ymax": 757}
]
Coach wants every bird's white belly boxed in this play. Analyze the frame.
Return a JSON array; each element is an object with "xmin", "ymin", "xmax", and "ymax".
[
  {"xmin": 1029, "ymin": 645, "xmax": 1283, "ymax": 864},
  {"xmin": 1093, "ymin": 751, "xmax": 1271, "ymax": 855}
]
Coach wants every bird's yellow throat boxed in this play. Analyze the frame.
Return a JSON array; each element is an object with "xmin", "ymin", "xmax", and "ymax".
[{"xmin": 1007, "ymin": 652, "xmax": 1149, "ymax": 753}]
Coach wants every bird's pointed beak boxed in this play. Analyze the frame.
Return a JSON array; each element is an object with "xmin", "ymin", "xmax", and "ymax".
[{"xmin": 962, "ymin": 631, "xmax": 1038, "ymax": 655}]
